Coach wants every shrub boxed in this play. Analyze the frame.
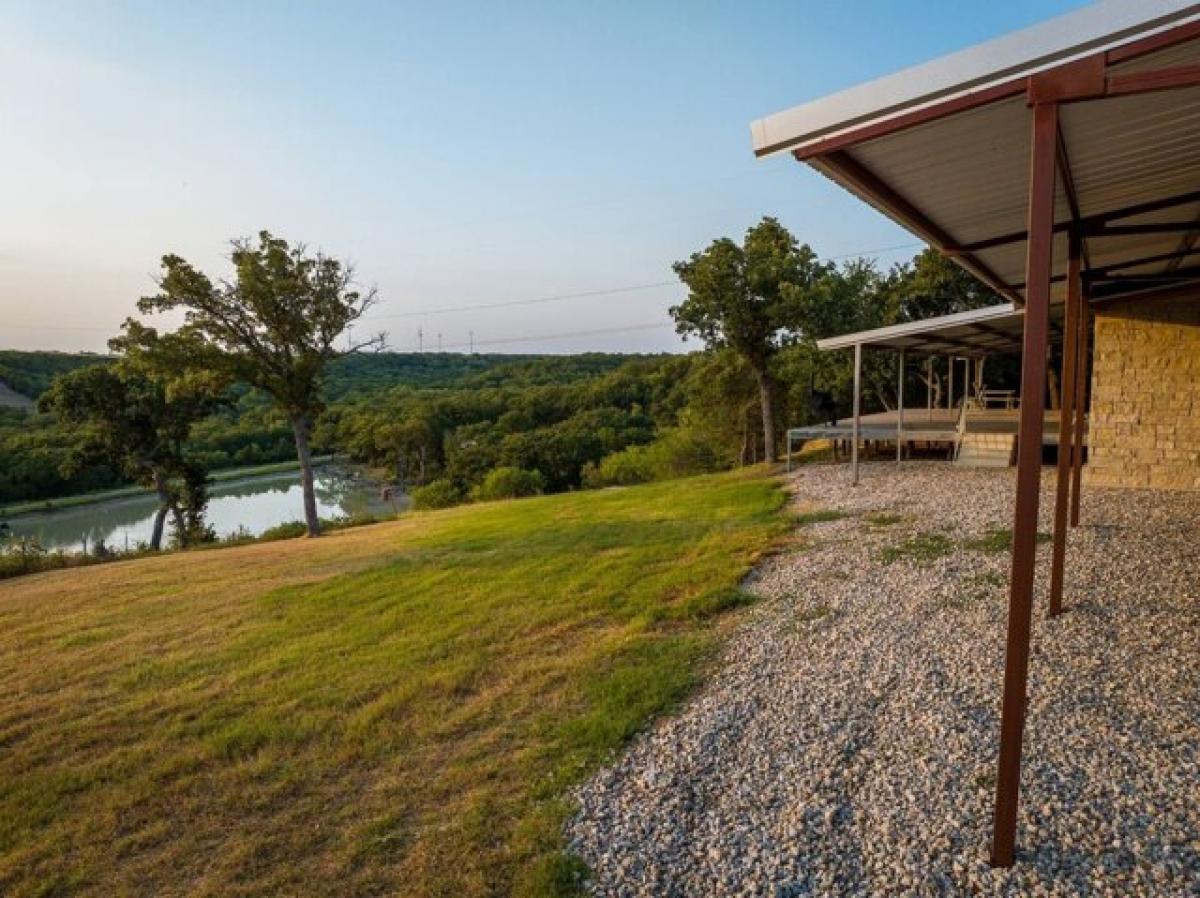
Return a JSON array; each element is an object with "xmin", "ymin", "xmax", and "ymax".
[
  {"xmin": 582, "ymin": 428, "xmax": 724, "ymax": 488},
  {"xmin": 411, "ymin": 479, "xmax": 464, "ymax": 510},
  {"xmin": 472, "ymin": 467, "xmax": 545, "ymax": 502},
  {"xmin": 258, "ymin": 521, "xmax": 309, "ymax": 542}
]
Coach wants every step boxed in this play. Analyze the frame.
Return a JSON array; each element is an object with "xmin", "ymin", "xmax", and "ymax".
[{"xmin": 956, "ymin": 432, "xmax": 1016, "ymax": 467}]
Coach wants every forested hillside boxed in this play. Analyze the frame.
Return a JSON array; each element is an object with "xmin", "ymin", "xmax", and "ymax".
[
  {"xmin": 0, "ymin": 351, "xmax": 665, "ymax": 505},
  {"xmin": 2, "ymin": 240, "xmax": 1015, "ymax": 513}
]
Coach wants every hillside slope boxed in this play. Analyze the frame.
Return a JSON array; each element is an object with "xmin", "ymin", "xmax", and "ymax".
[{"xmin": 0, "ymin": 470, "xmax": 785, "ymax": 898}]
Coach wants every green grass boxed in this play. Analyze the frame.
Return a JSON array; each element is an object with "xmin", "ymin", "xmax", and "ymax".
[
  {"xmin": 792, "ymin": 509, "xmax": 847, "ymax": 526},
  {"xmin": 864, "ymin": 512, "xmax": 906, "ymax": 527},
  {"xmin": 880, "ymin": 531, "xmax": 956, "ymax": 564},
  {"xmin": 962, "ymin": 527, "xmax": 1052, "ymax": 553},
  {"xmin": 0, "ymin": 469, "xmax": 786, "ymax": 898}
]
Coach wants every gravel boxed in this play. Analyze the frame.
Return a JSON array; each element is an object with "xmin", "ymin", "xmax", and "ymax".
[{"xmin": 567, "ymin": 462, "xmax": 1200, "ymax": 897}]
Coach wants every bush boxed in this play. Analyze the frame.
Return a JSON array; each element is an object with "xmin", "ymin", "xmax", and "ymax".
[
  {"xmin": 582, "ymin": 428, "xmax": 724, "ymax": 488},
  {"xmin": 258, "ymin": 521, "xmax": 309, "ymax": 542},
  {"xmin": 410, "ymin": 479, "xmax": 463, "ymax": 510},
  {"xmin": 472, "ymin": 466, "xmax": 545, "ymax": 502}
]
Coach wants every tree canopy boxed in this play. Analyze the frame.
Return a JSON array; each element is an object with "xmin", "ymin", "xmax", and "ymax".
[{"xmin": 128, "ymin": 231, "xmax": 383, "ymax": 537}]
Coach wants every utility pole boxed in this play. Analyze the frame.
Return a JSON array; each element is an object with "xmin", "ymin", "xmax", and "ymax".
[
  {"xmin": 417, "ymin": 328, "xmax": 423, "ymax": 353},
  {"xmin": 469, "ymin": 330, "xmax": 474, "ymax": 354}
]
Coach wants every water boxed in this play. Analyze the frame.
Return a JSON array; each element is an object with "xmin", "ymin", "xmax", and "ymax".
[{"xmin": 3, "ymin": 467, "xmax": 403, "ymax": 554}]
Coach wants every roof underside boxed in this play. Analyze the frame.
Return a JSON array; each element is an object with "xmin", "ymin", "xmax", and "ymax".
[{"xmin": 754, "ymin": 0, "xmax": 1200, "ymax": 308}]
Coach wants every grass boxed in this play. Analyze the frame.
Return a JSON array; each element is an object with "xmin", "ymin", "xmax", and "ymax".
[
  {"xmin": 880, "ymin": 531, "xmax": 956, "ymax": 564},
  {"xmin": 962, "ymin": 527, "xmax": 1052, "ymax": 553},
  {"xmin": 792, "ymin": 509, "xmax": 847, "ymax": 526},
  {"xmin": 864, "ymin": 512, "xmax": 906, "ymax": 527},
  {"xmin": 942, "ymin": 570, "xmax": 1010, "ymax": 611},
  {"xmin": 0, "ymin": 469, "xmax": 786, "ymax": 898}
]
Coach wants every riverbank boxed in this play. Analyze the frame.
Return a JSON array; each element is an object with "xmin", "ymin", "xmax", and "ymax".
[{"xmin": 0, "ymin": 456, "xmax": 336, "ymax": 519}]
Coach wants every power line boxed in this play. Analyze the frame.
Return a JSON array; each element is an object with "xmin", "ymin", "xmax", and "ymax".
[
  {"xmin": 362, "ymin": 244, "xmax": 925, "ymax": 324},
  {"xmin": 829, "ymin": 241, "xmax": 924, "ymax": 260},
  {"xmin": 9, "ymin": 241, "xmax": 927, "ymax": 339},
  {"xmin": 399, "ymin": 321, "xmax": 676, "ymax": 353},
  {"xmin": 362, "ymin": 280, "xmax": 679, "ymax": 322}
]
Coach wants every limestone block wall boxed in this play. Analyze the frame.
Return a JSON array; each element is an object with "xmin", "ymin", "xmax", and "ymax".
[{"xmin": 1087, "ymin": 293, "xmax": 1200, "ymax": 490}]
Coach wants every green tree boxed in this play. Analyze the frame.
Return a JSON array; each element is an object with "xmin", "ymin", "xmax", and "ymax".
[
  {"xmin": 671, "ymin": 218, "xmax": 825, "ymax": 461},
  {"xmin": 887, "ymin": 248, "xmax": 1002, "ymax": 321},
  {"xmin": 39, "ymin": 364, "xmax": 225, "ymax": 550},
  {"xmin": 132, "ymin": 232, "xmax": 383, "ymax": 537}
]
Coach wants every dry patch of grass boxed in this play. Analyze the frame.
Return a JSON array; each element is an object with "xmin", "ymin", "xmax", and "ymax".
[
  {"xmin": 880, "ymin": 531, "xmax": 956, "ymax": 564},
  {"xmin": 962, "ymin": 527, "xmax": 1051, "ymax": 554},
  {"xmin": 0, "ymin": 471, "xmax": 787, "ymax": 898}
]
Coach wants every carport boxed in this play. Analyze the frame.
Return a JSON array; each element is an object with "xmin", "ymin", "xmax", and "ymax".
[{"xmin": 752, "ymin": 0, "xmax": 1200, "ymax": 867}]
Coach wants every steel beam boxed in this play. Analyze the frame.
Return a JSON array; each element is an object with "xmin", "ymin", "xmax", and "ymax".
[
  {"xmin": 1049, "ymin": 231, "xmax": 1082, "ymax": 617},
  {"xmin": 813, "ymin": 151, "xmax": 1023, "ymax": 304},
  {"xmin": 958, "ymin": 189, "xmax": 1200, "ymax": 255},
  {"xmin": 1070, "ymin": 292, "xmax": 1090, "ymax": 527},
  {"xmin": 852, "ymin": 342, "xmax": 862, "ymax": 485},
  {"xmin": 992, "ymin": 100, "xmax": 1058, "ymax": 869},
  {"xmin": 1106, "ymin": 63, "xmax": 1200, "ymax": 97},
  {"xmin": 897, "ymin": 349, "xmax": 905, "ymax": 463}
]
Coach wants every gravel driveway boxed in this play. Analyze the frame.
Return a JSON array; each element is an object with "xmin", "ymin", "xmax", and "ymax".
[{"xmin": 568, "ymin": 463, "xmax": 1199, "ymax": 897}]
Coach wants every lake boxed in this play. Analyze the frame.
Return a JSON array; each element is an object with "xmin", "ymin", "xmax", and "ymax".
[{"xmin": 4, "ymin": 467, "xmax": 403, "ymax": 554}]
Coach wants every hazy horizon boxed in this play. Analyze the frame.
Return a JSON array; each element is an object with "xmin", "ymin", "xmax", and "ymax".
[{"xmin": 1, "ymin": 0, "xmax": 1086, "ymax": 355}]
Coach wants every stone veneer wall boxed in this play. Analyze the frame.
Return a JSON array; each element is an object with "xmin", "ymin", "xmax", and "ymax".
[{"xmin": 1087, "ymin": 293, "xmax": 1200, "ymax": 490}]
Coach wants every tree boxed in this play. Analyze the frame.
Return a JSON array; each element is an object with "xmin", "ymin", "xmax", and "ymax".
[
  {"xmin": 887, "ymin": 248, "xmax": 1002, "ymax": 321},
  {"xmin": 132, "ymin": 232, "xmax": 384, "ymax": 537},
  {"xmin": 39, "ymin": 364, "xmax": 225, "ymax": 550},
  {"xmin": 671, "ymin": 218, "xmax": 825, "ymax": 462}
]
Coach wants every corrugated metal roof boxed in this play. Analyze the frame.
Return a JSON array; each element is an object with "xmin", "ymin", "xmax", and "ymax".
[
  {"xmin": 752, "ymin": 0, "xmax": 1200, "ymax": 158},
  {"xmin": 753, "ymin": 1, "xmax": 1200, "ymax": 310},
  {"xmin": 815, "ymin": 303, "xmax": 1033, "ymax": 355}
]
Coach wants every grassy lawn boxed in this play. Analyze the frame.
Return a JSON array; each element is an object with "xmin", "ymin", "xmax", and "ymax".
[{"xmin": 0, "ymin": 470, "xmax": 786, "ymax": 898}]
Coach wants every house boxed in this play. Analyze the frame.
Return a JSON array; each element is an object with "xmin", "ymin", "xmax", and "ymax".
[{"xmin": 751, "ymin": 0, "xmax": 1200, "ymax": 867}]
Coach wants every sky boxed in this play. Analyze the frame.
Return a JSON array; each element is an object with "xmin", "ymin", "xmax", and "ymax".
[{"xmin": 0, "ymin": 0, "xmax": 1091, "ymax": 355}]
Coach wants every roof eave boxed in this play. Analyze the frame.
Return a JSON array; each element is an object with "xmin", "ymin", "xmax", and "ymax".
[{"xmin": 751, "ymin": 0, "xmax": 1200, "ymax": 159}]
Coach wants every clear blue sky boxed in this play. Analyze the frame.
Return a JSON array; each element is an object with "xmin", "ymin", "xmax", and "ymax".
[{"xmin": 1, "ymin": 0, "xmax": 1088, "ymax": 354}]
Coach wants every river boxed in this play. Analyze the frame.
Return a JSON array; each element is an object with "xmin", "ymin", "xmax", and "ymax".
[{"xmin": 3, "ymin": 467, "xmax": 403, "ymax": 554}]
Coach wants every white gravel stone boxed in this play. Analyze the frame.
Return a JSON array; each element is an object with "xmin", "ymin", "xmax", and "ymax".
[{"xmin": 567, "ymin": 462, "xmax": 1200, "ymax": 897}]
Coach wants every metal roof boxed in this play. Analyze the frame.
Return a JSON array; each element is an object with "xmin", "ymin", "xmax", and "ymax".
[
  {"xmin": 751, "ymin": 0, "xmax": 1200, "ymax": 158},
  {"xmin": 752, "ymin": 0, "xmax": 1200, "ymax": 308},
  {"xmin": 815, "ymin": 303, "xmax": 1034, "ymax": 355}
]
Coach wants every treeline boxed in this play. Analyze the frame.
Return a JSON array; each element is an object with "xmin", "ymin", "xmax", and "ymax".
[
  {"xmin": 0, "ymin": 353, "xmax": 664, "ymax": 506},
  {"xmin": 3, "ymin": 223, "xmax": 1014, "ymax": 529}
]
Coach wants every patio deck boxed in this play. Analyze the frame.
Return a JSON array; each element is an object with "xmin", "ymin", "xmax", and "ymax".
[{"xmin": 787, "ymin": 408, "xmax": 1084, "ymax": 448}]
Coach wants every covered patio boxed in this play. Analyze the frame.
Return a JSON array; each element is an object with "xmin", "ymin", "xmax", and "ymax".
[
  {"xmin": 785, "ymin": 301, "xmax": 1085, "ymax": 475},
  {"xmin": 753, "ymin": 0, "xmax": 1200, "ymax": 868}
]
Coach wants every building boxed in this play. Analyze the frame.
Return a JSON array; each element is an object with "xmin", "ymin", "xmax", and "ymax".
[{"xmin": 751, "ymin": 0, "xmax": 1200, "ymax": 867}]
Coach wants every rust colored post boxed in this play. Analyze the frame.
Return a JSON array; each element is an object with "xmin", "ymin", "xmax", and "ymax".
[
  {"xmin": 897, "ymin": 349, "xmax": 905, "ymax": 462},
  {"xmin": 1048, "ymin": 230, "xmax": 1081, "ymax": 617},
  {"xmin": 992, "ymin": 100, "xmax": 1058, "ymax": 869},
  {"xmin": 852, "ymin": 342, "xmax": 862, "ymax": 485},
  {"xmin": 1070, "ymin": 291, "xmax": 1090, "ymax": 526}
]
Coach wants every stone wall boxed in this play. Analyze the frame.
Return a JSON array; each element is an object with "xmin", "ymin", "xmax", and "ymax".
[{"xmin": 1087, "ymin": 293, "xmax": 1200, "ymax": 490}]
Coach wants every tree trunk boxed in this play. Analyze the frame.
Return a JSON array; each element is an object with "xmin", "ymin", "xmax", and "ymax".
[
  {"xmin": 291, "ymin": 415, "xmax": 321, "ymax": 537},
  {"xmin": 753, "ymin": 368, "xmax": 778, "ymax": 463},
  {"xmin": 150, "ymin": 471, "xmax": 171, "ymax": 551}
]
